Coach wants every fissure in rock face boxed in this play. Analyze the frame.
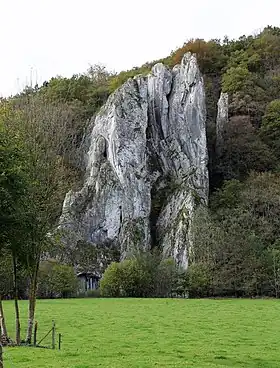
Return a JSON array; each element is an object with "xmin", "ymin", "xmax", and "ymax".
[{"xmin": 60, "ymin": 52, "xmax": 209, "ymax": 269}]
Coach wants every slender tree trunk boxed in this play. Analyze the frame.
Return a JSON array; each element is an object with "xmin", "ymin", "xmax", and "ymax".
[
  {"xmin": 0, "ymin": 342, "xmax": 3, "ymax": 368},
  {"xmin": 12, "ymin": 256, "xmax": 21, "ymax": 345},
  {"xmin": 0, "ymin": 297, "xmax": 8, "ymax": 341},
  {"xmin": 26, "ymin": 262, "xmax": 39, "ymax": 344}
]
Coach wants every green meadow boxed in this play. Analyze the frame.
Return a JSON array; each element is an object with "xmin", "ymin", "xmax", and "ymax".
[{"xmin": 2, "ymin": 298, "xmax": 280, "ymax": 367}]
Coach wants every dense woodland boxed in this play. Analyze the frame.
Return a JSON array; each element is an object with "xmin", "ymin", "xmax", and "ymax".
[{"xmin": 1, "ymin": 25, "xmax": 280, "ymax": 344}]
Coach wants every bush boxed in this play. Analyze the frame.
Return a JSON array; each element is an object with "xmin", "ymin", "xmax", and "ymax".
[
  {"xmin": 38, "ymin": 260, "xmax": 78, "ymax": 298},
  {"xmin": 100, "ymin": 252, "xmax": 183, "ymax": 298},
  {"xmin": 156, "ymin": 258, "xmax": 179, "ymax": 297},
  {"xmin": 100, "ymin": 262, "xmax": 122, "ymax": 297},
  {"xmin": 260, "ymin": 99, "xmax": 280, "ymax": 156},
  {"xmin": 100, "ymin": 259, "xmax": 150, "ymax": 297},
  {"xmin": 186, "ymin": 262, "xmax": 212, "ymax": 298}
]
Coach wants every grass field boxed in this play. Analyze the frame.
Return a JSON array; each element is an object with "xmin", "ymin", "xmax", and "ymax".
[{"xmin": 2, "ymin": 298, "xmax": 280, "ymax": 367}]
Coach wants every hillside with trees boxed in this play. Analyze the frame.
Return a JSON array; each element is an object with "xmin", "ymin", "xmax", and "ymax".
[{"xmin": 1, "ymin": 26, "xmax": 280, "ymax": 345}]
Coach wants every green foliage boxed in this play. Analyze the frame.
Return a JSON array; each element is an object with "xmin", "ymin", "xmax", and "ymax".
[
  {"xmin": 38, "ymin": 260, "xmax": 77, "ymax": 298},
  {"xmin": 186, "ymin": 262, "xmax": 212, "ymax": 297},
  {"xmin": 100, "ymin": 262, "xmax": 122, "ymax": 297},
  {"xmin": 0, "ymin": 111, "xmax": 31, "ymax": 251},
  {"xmin": 260, "ymin": 99, "xmax": 280, "ymax": 154},
  {"xmin": 0, "ymin": 93, "xmax": 85, "ymax": 283},
  {"xmin": 108, "ymin": 66, "xmax": 151, "ymax": 93},
  {"xmin": 192, "ymin": 172, "xmax": 280, "ymax": 297},
  {"xmin": 266, "ymin": 242, "xmax": 280, "ymax": 297},
  {"xmin": 156, "ymin": 258, "xmax": 180, "ymax": 296},
  {"xmin": 0, "ymin": 250, "xmax": 13, "ymax": 296},
  {"xmin": 119, "ymin": 259, "xmax": 151, "ymax": 297},
  {"xmin": 40, "ymin": 64, "xmax": 112, "ymax": 119},
  {"xmin": 100, "ymin": 251, "xmax": 183, "ymax": 298},
  {"xmin": 170, "ymin": 38, "xmax": 227, "ymax": 73},
  {"xmin": 210, "ymin": 179, "xmax": 244, "ymax": 210},
  {"xmin": 222, "ymin": 66, "xmax": 252, "ymax": 93},
  {"xmin": 213, "ymin": 115, "xmax": 277, "ymax": 186}
]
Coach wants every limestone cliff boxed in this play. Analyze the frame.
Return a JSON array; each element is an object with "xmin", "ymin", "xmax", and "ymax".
[
  {"xmin": 216, "ymin": 92, "xmax": 229, "ymax": 155},
  {"xmin": 60, "ymin": 52, "xmax": 208, "ymax": 269}
]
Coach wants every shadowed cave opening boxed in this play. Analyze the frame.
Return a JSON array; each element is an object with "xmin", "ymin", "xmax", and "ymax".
[{"xmin": 149, "ymin": 175, "xmax": 174, "ymax": 249}]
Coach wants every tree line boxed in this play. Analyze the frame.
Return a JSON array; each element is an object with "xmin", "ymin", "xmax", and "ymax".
[{"xmin": 1, "ymin": 26, "xmax": 280, "ymax": 347}]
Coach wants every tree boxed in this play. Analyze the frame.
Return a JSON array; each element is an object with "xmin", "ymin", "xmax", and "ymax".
[
  {"xmin": 156, "ymin": 258, "xmax": 179, "ymax": 297},
  {"xmin": 0, "ymin": 250, "xmax": 13, "ymax": 343},
  {"xmin": 40, "ymin": 64, "xmax": 112, "ymax": 119},
  {"xmin": 38, "ymin": 260, "xmax": 77, "ymax": 298},
  {"xmin": 100, "ymin": 251, "xmax": 183, "ymax": 298},
  {"xmin": 171, "ymin": 38, "xmax": 227, "ymax": 73},
  {"xmin": 191, "ymin": 173, "xmax": 280, "ymax": 297},
  {"xmin": 0, "ymin": 109, "xmax": 33, "ymax": 345},
  {"xmin": 260, "ymin": 99, "xmax": 280, "ymax": 156},
  {"xmin": 214, "ymin": 115, "xmax": 276, "ymax": 182},
  {"xmin": 100, "ymin": 262, "xmax": 122, "ymax": 297},
  {"xmin": 2, "ymin": 94, "xmax": 80, "ymax": 343},
  {"xmin": 186, "ymin": 262, "xmax": 212, "ymax": 297},
  {"xmin": 21, "ymin": 96, "xmax": 79, "ymax": 343},
  {"xmin": 222, "ymin": 66, "xmax": 252, "ymax": 94},
  {"xmin": 119, "ymin": 259, "xmax": 151, "ymax": 297},
  {"xmin": 267, "ymin": 245, "xmax": 280, "ymax": 297}
]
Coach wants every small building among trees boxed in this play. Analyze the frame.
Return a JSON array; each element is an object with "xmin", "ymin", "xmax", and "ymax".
[{"xmin": 77, "ymin": 272, "xmax": 100, "ymax": 293}]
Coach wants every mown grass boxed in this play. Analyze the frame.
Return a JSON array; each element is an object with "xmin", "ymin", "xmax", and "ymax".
[{"xmin": 2, "ymin": 298, "xmax": 280, "ymax": 367}]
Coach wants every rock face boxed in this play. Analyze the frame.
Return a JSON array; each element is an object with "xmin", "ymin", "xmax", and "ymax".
[
  {"xmin": 216, "ymin": 92, "xmax": 229, "ymax": 154},
  {"xmin": 60, "ymin": 52, "xmax": 208, "ymax": 269}
]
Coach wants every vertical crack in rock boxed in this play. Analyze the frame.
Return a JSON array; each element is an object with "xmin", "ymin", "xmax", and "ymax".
[{"xmin": 60, "ymin": 52, "xmax": 208, "ymax": 269}]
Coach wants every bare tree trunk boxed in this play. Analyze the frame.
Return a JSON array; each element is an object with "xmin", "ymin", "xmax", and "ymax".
[
  {"xmin": 12, "ymin": 256, "xmax": 21, "ymax": 345},
  {"xmin": 26, "ymin": 262, "xmax": 39, "ymax": 344},
  {"xmin": 0, "ymin": 297, "xmax": 8, "ymax": 341},
  {"xmin": 0, "ymin": 342, "xmax": 3, "ymax": 368}
]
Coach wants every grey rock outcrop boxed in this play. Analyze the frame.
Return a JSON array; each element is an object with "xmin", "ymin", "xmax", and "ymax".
[
  {"xmin": 60, "ymin": 53, "xmax": 208, "ymax": 269},
  {"xmin": 216, "ymin": 92, "xmax": 229, "ymax": 154}
]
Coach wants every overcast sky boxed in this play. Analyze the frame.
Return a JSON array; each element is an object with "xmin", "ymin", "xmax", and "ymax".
[{"xmin": 1, "ymin": 0, "xmax": 279, "ymax": 96}]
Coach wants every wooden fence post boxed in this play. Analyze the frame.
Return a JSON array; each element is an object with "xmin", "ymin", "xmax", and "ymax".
[
  {"xmin": 33, "ymin": 321, "xmax": 38, "ymax": 347},
  {"xmin": 52, "ymin": 321, "xmax": 55, "ymax": 350},
  {"xmin": 58, "ymin": 334, "xmax": 62, "ymax": 350}
]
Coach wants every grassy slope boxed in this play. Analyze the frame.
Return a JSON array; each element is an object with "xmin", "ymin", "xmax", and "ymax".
[{"xmin": 2, "ymin": 298, "xmax": 280, "ymax": 367}]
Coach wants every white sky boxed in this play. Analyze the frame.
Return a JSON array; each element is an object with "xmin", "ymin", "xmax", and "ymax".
[{"xmin": 0, "ymin": 0, "xmax": 279, "ymax": 96}]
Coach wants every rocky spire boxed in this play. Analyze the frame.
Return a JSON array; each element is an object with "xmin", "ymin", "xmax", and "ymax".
[
  {"xmin": 216, "ymin": 92, "xmax": 229, "ymax": 155},
  {"xmin": 60, "ymin": 52, "xmax": 208, "ymax": 269}
]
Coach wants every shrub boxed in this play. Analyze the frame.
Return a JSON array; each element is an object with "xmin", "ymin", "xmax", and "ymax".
[
  {"xmin": 100, "ymin": 252, "xmax": 183, "ymax": 298},
  {"xmin": 260, "ymin": 99, "xmax": 280, "ymax": 155},
  {"xmin": 100, "ymin": 262, "xmax": 122, "ymax": 297},
  {"xmin": 156, "ymin": 258, "xmax": 179, "ymax": 297},
  {"xmin": 186, "ymin": 262, "xmax": 212, "ymax": 298},
  {"xmin": 38, "ymin": 260, "xmax": 78, "ymax": 298}
]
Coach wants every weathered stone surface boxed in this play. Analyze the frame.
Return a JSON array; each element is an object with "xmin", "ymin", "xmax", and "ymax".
[
  {"xmin": 60, "ymin": 52, "xmax": 208, "ymax": 269},
  {"xmin": 216, "ymin": 92, "xmax": 229, "ymax": 154}
]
